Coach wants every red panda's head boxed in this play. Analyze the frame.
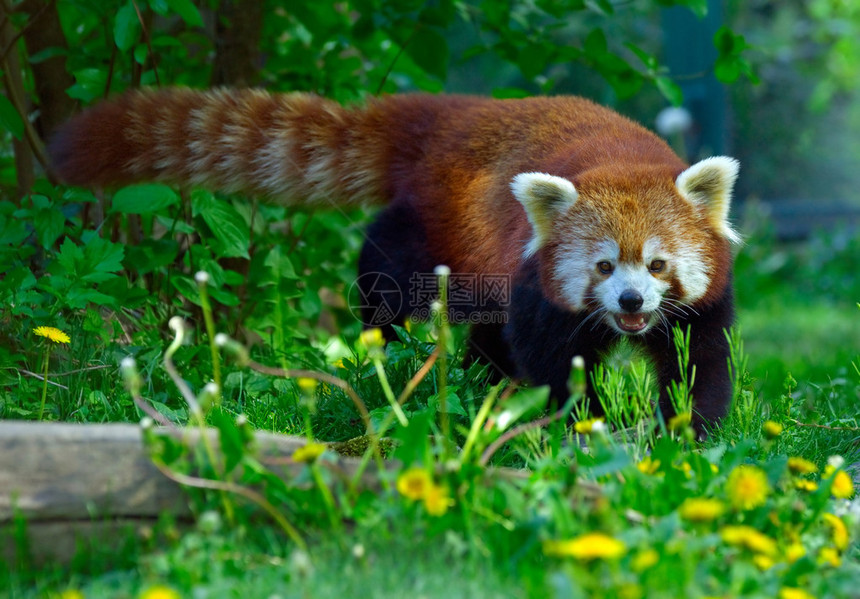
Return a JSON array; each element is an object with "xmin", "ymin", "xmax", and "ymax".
[{"xmin": 511, "ymin": 157, "xmax": 740, "ymax": 335}]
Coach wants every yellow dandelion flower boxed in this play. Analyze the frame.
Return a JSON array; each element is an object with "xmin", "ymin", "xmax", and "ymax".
[
  {"xmin": 292, "ymin": 442, "xmax": 326, "ymax": 463},
  {"xmin": 397, "ymin": 467, "xmax": 433, "ymax": 501},
  {"xmin": 139, "ymin": 586, "xmax": 181, "ymax": 599},
  {"xmin": 753, "ymin": 553, "xmax": 775, "ymax": 571},
  {"xmin": 779, "ymin": 588, "xmax": 815, "ymax": 599},
  {"xmin": 762, "ymin": 420, "xmax": 783, "ymax": 438},
  {"xmin": 542, "ymin": 532, "xmax": 626, "ymax": 561},
  {"xmin": 794, "ymin": 479, "xmax": 818, "ymax": 492},
  {"xmin": 725, "ymin": 465, "xmax": 770, "ymax": 510},
  {"xmin": 296, "ymin": 377, "xmax": 318, "ymax": 393},
  {"xmin": 784, "ymin": 542, "xmax": 806, "ymax": 564},
  {"xmin": 818, "ymin": 546, "xmax": 841, "ymax": 567},
  {"xmin": 668, "ymin": 412, "xmax": 692, "ymax": 431},
  {"xmin": 631, "ymin": 548, "xmax": 659, "ymax": 572},
  {"xmin": 358, "ymin": 328, "xmax": 385, "ymax": 350},
  {"xmin": 830, "ymin": 470, "xmax": 854, "ymax": 499},
  {"xmin": 574, "ymin": 417, "xmax": 604, "ymax": 434},
  {"xmin": 672, "ymin": 461, "xmax": 694, "ymax": 479},
  {"xmin": 822, "ymin": 513, "xmax": 849, "ymax": 551},
  {"xmin": 720, "ymin": 525, "xmax": 778, "ymax": 556},
  {"xmin": 636, "ymin": 456, "xmax": 661, "ymax": 475},
  {"xmin": 423, "ymin": 484, "xmax": 454, "ymax": 516},
  {"xmin": 58, "ymin": 591, "xmax": 85, "ymax": 599},
  {"xmin": 33, "ymin": 326, "xmax": 70, "ymax": 344},
  {"xmin": 787, "ymin": 457, "xmax": 818, "ymax": 475},
  {"xmin": 679, "ymin": 498, "xmax": 725, "ymax": 523}
]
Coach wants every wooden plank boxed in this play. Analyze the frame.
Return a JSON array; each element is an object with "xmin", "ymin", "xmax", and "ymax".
[{"xmin": 0, "ymin": 421, "xmax": 373, "ymax": 566}]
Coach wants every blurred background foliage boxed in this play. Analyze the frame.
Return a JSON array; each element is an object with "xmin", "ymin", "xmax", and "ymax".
[{"xmin": 0, "ymin": 0, "xmax": 857, "ymax": 423}]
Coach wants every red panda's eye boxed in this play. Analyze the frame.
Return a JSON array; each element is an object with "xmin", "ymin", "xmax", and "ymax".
[
  {"xmin": 597, "ymin": 261, "xmax": 614, "ymax": 274},
  {"xmin": 649, "ymin": 260, "xmax": 666, "ymax": 273}
]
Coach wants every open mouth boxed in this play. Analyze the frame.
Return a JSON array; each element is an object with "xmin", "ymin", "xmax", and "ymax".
[{"xmin": 613, "ymin": 312, "xmax": 651, "ymax": 334}]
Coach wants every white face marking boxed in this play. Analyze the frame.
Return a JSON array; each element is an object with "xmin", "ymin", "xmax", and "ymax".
[
  {"xmin": 554, "ymin": 238, "xmax": 618, "ymax": 310},
  {"xmin": 595, "ymin": 263, "xmax": 669, "ymax": 315},
  {"xmin": 673, "ymin": 238, "xmax": 710, "ymax": 304},
  {"xmin": 553, "ymin": 235, "xmax": 710, "ymax": 335}
]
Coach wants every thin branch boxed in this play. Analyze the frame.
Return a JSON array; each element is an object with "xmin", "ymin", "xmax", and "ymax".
[
  {"xmin": 0, "ymin": 0, "xmax": 54, "ymax": 64},
  {"xmin": 246, "ymin": 360, "xmax": 372, "ymax": 435},
  {"xmin": 396, "ymin": 344, "xmax": 440, "ymax": 406},
  {"xmin": 131, "ymin": 0, "xmax": 160, "ymax": 87},
  {"xmin": 17, "ymin": 364, "xmax": 112, "ymax": 378},
  {"xmin": 479, "ymin": 402, "xmax": 572, "ymax": 467},
  {"xmin": 0, "ymin": 0, "xmax": 51, "ymax": 175},
  {"xmin": 16, "ymin": 369, "xmax": 68, "ymax": 389},
  {"xmin": 132, "ymin": 394, "xmax": 177, "ymax": 429},
  {"xmin": 150, "ymin": 457, "xmax": 306, "ymax": 549},
  {"xmin": 789, "ymin": 418, "xmax": 860, "ymax": 432},
  {"xmin": 375, "ymin": 23, "xmax": 421, "ymax": 96}
]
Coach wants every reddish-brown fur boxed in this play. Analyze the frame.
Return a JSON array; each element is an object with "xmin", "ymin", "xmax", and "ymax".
[
  {"xmin": 50, "ymin": 89, "xmax": 713, "ymax": 284},
  {"xmin": 50, "ymin": 88, "xmax": 739, "ymax": 432}
]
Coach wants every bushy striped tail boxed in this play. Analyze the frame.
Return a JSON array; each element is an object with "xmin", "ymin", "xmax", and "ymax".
[{"xmin": 49, "ymin": 88, "xmax": 389, "ymax": 206}]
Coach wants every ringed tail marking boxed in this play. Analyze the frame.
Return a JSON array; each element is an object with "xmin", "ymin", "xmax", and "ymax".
[{"xmin": 48, "ymin": 88, "xmax": 388, "ymax": 207}]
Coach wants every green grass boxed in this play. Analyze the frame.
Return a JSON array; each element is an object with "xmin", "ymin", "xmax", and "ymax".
[
  {"xmin": 741, "ymin": 298, "xmax": 860, "ymax": 403},
  {"xmin": 3, "ymin": 262, "xmax": 860, "ymax": 598},
  {"xmin": 2, "ymin": 198, "xmax": 860, "ymax": 599}
]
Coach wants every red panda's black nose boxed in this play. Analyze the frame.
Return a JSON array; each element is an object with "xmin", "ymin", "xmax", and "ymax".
[{"xmin": 618, "ymin": 290, "xmax": 644, "ymax": 313}]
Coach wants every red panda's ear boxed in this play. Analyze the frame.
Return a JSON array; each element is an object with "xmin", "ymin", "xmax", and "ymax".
[
  {"xmin": 511, "ymin": 172, "xmax": 579, "ymax": 256},
  {"xmin": 676, "ymin": 156, "xmax": 742, "ymax": 244}
]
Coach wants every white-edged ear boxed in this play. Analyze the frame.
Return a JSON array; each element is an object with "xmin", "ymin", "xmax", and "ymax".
[
  {"xmin": 511, "ymin": 172, "xmax": 579, "ymax": 256},
  {"xmin": 676, "ymin": 156, "xmax": 742, "ymax": 244}
]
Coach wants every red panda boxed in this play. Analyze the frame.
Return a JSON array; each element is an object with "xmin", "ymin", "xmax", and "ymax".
[{"xmin": 49, "ymin": 88, "xmax": 740, "ymax": 433}]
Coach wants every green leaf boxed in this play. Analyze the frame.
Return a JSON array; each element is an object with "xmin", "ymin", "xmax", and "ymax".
[
  {"xmin": 67, "ymin": 68, "xmax": 108, "ymax": 103},
  {"xmin": 429, "ymin": 390, "xmax": 467, "ymax": 417},
  {"xmin": 0, "ymin": 94, "xmax": 24, "ymax": 140},
  {"xmin": 714, "ymin": 57, "xmax": 741, "ymax": 84},
  {"xmin": 0, "ymin": 213, "xmax": 29, "ymax": 246},
  {"xmin": 393, "ymin": 409, "xmax": 432, "ymax": 466},
  {"xmin": 211, "ymin": 410, "xmax": 245, "ymax": 474},
  {"xmin": 33, "ymin": 206, "xmax": 65, "ymax": 249},
  {"xmin": 518, "ymin": 43, "xmax": 554, "ymax": 80},
  {"xmin": 79, "ymin": 233, "xmax": 125, "ymax": 283},
  {"xmin": 111, "ymin": 184, "xmax": 179, "ymax": 214},
  {"xmin": 171, "ymin": 275, "xmax": 201, "ymax": 305},
  {"xmin": 404, "ymin": 27, "xmax": 449, "ymax": 79},
  {"xmin": 263, "ymin": 245, "xmax": 297, "ymax": 279},
  {"xmin": 684, "ymin": 0, "xmax": 708, "ymax": 18},
  {"xmin": 125, "ymin": 238, "xmax": 180, "ymax": 274},
  {"xmin": 494, "ymin": 386, "xmax": 549, "ymax": 433},
  {"xmin": 626, "ymin": 43, "xmax": 658, "ymax": 71},
  {"xmin": 166, "ymin": 0, "xmax": 204, "ymax": 28},
  {"xmin": 28, "ymin": 46, "xmax": 68, "ymax": 64},
  {"xmin": 656, "ymin": 76, "xmax": 684, "ymax": 106},
  {"xmin": 55, "ymin": 237, "xmax": 84, "ymax": 275},
  {"xmin": 583, "ymin": 28, "xmax": 608, "ymax": 57},
  {"xmin": 192, "ymin": 191, "xmax": 250, "ymax": 259},
  {"xmin": 114, "ymin": 1, "xmax": 140, "ymax": 52}
]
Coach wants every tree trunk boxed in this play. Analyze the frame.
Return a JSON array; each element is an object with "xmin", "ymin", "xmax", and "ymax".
[
  {"xmin": 18, "ymin": 0, "xmax": 76, "ymax": 139},
  {"xmin": 210, "ymin": 0, "xmax": 263, "ymax": 87}
]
